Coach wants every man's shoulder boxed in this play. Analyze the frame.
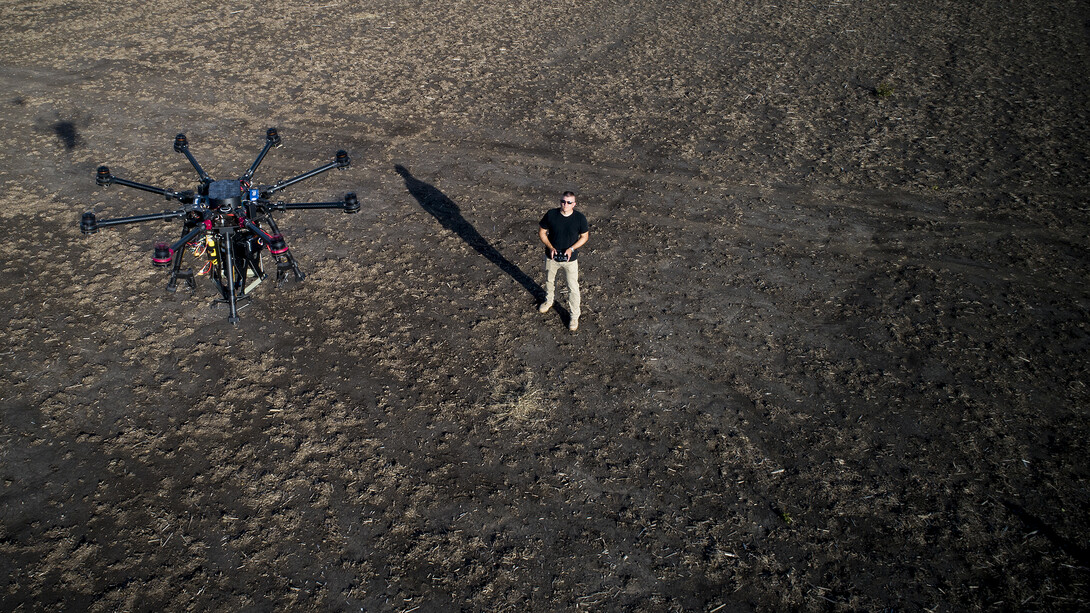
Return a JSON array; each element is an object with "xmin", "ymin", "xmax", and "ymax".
[
  {"xmin": 540, "ymin": 207, "xmax": 561, "ymax": 226},
  {"xmin": 573, "ymin": 210, "xmax": 589, "ymax": 228}
]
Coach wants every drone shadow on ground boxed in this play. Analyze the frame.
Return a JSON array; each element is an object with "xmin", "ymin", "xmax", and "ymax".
[
  {"xmin": 53, "ymin": 121, "xmax": 79, "ymax": 149},
  {"xmin": 395, "ymin": 164, "xmax": 544, "ymax": 302}
]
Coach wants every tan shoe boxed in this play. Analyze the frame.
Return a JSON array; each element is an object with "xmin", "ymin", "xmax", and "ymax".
[
  {"xmin": 568, "ymin": 317, "xmax": 579, "ymax": 331},
  {"xmin": 538, "ymin": 301, "xmax": 553, "ymax": 313}
]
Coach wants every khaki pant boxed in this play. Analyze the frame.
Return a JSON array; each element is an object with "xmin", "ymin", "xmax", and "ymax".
[{"xmin": 544, "ymin": 258, "xmax": 580, "ymax": 319}]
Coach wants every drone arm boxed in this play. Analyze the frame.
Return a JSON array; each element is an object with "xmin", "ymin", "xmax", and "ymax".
[
  {"xmin": 107, "ymin": 177, "xmax": 182, "ymax": 198},
  {"xmin": 267, "ymin": 193, "xmax": 360, "ymax": 213},
  {"xmin": 81, "ymin": 209, "xmax": 187, "ymax": 234},
  {"xmin": 237, "ymin": 217, "xmax": 293, "ymax": 256},
  {"xmin": 241, "ymin": 128, "xmax": 282, "ymax": 181},
  {"xmin": 264, "ymin": 150, "xmax": 350, "ymax": 195},
  {"xmin": 96, "ymin": 166, "xmax": 187, "ymax": 201},
  {"xmin": 169, "ymin": 225, "xmax": 206, "ymax": 251},
  {"xmin": 239, "ymin": 218, "xmax": 277, "ymax": 243},
  {"xmin": 173, "ymin": 134, "xmax": 212, "ymax": 184},
  {"xmin": 153, "ymin": 224, "xmax": 208, "ymax": 270}
]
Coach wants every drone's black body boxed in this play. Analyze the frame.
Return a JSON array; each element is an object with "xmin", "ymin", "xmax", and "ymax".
[{"xmin": 81, "ymin": 129, "xmax": 359, "ymax": 322}]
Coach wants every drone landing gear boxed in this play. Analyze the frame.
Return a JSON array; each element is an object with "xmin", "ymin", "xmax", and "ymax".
[
  {"xmin": 262, "ymin": 214, "xmax": 305, "ymax": 287},
  {"xmin": 210, "ymin": 265, "xmax": 263, "ymax": 323},
  {"xmin": 275, "ymin": 257, "xmax": 305, "ymax": 287},
  {"xmin": 243, "ymin": 268, "xmax": 264, "ymax": 295},
  {"xmin": 166, "ymin": 269, "xmax": 196, "ymax": 293},
  {"xmin": 211, "ymin": 293, "xmax": 253, "ymax": 322}
]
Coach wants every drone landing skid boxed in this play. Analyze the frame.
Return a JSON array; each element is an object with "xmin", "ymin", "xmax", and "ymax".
[
  {"xmin": 167, "ymin": 269, "xmax": 197, "ymax": 293},
  {"xmin": 81, "ymin": 128, "xmax": 360, "ymax": 323},
  {"xmin": 211, "ymin": 294, "xmax": 253, "ymax": 321},
  {"xmin": 276, "ymin": 259, "xmax": 306, "ymax": 287}
]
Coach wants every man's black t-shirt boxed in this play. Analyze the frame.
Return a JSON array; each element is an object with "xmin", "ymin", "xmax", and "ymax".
[{"xmin": 540, "ymin": 208, "xmax": 589, "ymax": 260}]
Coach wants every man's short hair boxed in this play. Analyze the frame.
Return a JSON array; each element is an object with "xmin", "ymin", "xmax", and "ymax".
[{"xmin": 562, "ymin": 191, "xmax": 576, "ymax": 198}]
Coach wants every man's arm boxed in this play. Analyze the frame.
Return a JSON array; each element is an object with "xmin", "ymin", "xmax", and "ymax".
[
  {"xmin": 539, "ymin": 227, "xmax": 556, "ymax": 257},
  {"xmin": 565, "ymin": 231, "xmax": 589, "ymax": 258}
]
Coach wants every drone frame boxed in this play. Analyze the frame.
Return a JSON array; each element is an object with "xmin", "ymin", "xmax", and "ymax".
[{"xmin": 80, "ymin": 128, "xmax": 360, "ymax": 323}]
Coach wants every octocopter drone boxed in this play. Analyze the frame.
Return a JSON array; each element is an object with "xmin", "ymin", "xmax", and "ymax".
[{"xmin": 81, "ymin": 128, "xmax": 359, "ymax": 323}]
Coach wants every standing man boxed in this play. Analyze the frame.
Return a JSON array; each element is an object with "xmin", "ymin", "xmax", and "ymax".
[{"xmin": 538, "ymin": 191, "xmax": 589, "ymax": 331}]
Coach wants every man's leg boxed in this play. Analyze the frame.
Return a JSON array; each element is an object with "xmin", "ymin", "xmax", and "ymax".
[
  {"xmin": 564, "ymin": 260, "xmax": 580, "ymax": 323},
  {"xmin": 540, "ymin": 258, "xmax": 558, "ymax": 312}
]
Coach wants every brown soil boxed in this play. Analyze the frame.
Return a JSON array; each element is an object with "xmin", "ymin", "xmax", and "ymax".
[{"xmin": 1, "ymin": 0, "xmax": 1088, "ymax": 611}]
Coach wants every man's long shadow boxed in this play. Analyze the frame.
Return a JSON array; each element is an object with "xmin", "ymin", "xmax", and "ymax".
[{"xmin": 395, "ymin": 164, "xmax": 543, "ymax": 301}]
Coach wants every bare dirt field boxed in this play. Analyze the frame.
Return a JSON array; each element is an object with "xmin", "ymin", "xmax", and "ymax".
[{"xmin": 1, "ymin": 0, "xmax": 1089, "ymax": 610}]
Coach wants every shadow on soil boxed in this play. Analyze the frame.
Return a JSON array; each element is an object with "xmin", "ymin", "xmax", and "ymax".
[
  {"xmin": 53, "ymin": 121, "xmax": 79, "ymax": 149},
  {"xmin": 1003, "ymin": 500, "xmax": 1090, "ymax": 568},
  {"xmin": 395, "ymin": 163, "xmax": 543, "ymax": 300}
]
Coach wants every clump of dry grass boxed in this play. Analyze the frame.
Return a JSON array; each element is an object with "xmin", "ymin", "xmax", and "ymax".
[
  {"xmin": 874, "ymin": 80, "xmax": 895, "ymax": 98},
  {"xmin": 505, "ymin": 383, "xmax": 543, "ymax": 421},
  {"xmin": 487, "ymin": 372, "xmax": 544, "ymax": 422}
]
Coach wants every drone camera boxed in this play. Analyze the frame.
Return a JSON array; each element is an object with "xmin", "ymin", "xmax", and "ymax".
[
  {"xmin": 80, "ymin": 211, "xmax": 98, "ymax": 234},
  {"xmin": 335, "ymin": 150, "xmax": 350, "ymax": 169},
  {"xmin": 343, "ymin": 192, "xmax": 360, "ymax": 214},
  {"xmin": 173, "ymin": 133, "xmax": 188, "ymax": 153},
  {"xmin": 96, "ymin": 166, "xmax": 113, "ymax": 187},
  {"xmin": 152, "ymin": 243, "xmax": 173, "ymax": 267}
]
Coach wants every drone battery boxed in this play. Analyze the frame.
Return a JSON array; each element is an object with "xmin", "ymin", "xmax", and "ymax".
[{"xmin": 208, "ymin": 179, "xmax": 242, "ymax": 209}]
